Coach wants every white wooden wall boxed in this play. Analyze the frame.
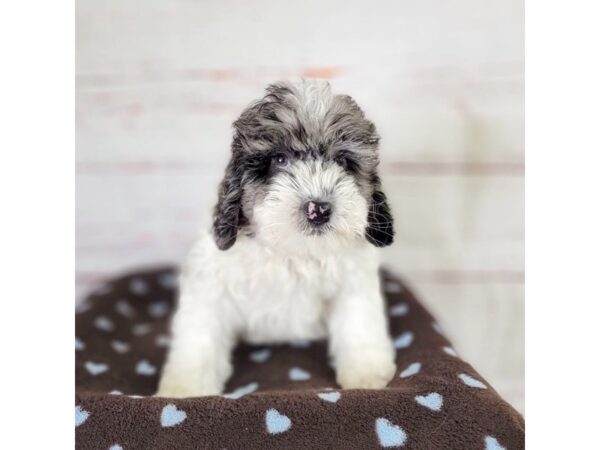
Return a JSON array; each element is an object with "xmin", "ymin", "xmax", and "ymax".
[{"xmin": 76, "ymin": 0, "xmax": 524, "ymax": 411}]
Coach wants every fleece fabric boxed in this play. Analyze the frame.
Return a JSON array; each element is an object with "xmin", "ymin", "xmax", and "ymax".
[{"xmin": 75, "ymin": 267, "xmax": 524, "ymax": 449}]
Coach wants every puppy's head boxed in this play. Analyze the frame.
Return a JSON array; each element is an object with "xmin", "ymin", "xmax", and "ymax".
[{"xmin": 213, "ymin": 80, "xmax": 394, "ymax": 252}]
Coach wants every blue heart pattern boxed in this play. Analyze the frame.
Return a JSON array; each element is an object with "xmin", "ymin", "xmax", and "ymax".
[
  {"xmin": 249, "ymin": 349, "xmax": 272, "ymax": 363},
  {"xmin": 94, "ymin": 316, "xmax": 115, "ymax": 332},
  {"xmin": 161, "ymin": 404, "xmax": 187, "ymax": 427},
  {"xmin": 111, "ymin": 340, "xmax": 130, "ymax": 354},
  {"xmin": 136, "ymin": 360, "xmax": 157, "ymax": 376},
  {"xmin": 155, "ymin": 334, "xmax": 171, "ymax": 347},
  {"xmin": 223, "ymin": 382, "xmax": 259, "ymax": 399},
  {"xmin": 76, "ymin": 301, "xmax": 92, "ymax": 314},
  {"xmin": 115, "ymin": 300, "xmax": 136, "ymax": 318},
  {"xmin": 394, "ymin": 331, "xmax": 414, "ymax": 349},
  {"xmin": 290, "ymin": 338, "xmax": 311, "ymax": 348},
  {"xmin": 318, "ymin": 391, "xmax": 341, "ymax": 403},
  {"xmin": 85, "ymin": 361, "xmax": 108, "ymax": 376},
  {"xmin": 148, "ymin": 301, "xmax": 170, "ymax": 318},
  {"xmin": 458, "ymin": 373, "xmax": 487, "ymax": 389},
  {"xmin": 375, "ymin": 417, "xmax": 407, "ymax": 447},
  {"xmin": 389, "ymin": 303, "xmax": 409, "ymax": 317},
  {"xmin": 265, "ymin": 408, "xmax": 291, "ymax": 434},
  {"xmin": 289, "ymin": 367, "xmax": 311, "ymax": 381},
  {"xmin": 485, "ymin": 436, "xmax": 506, "ymax": 450},
  {"xmin": 399, "ymin": 362, "xmax": 421, "ymax": 378},
  {"xmin": 384, "ymin": 281, "xmax": 403, "ymax": 293},
  {"xmin": 78, "ymin": 397, "xmax": 497, "ymax": 446},
  {"xmin": 159, "ymin": 271, "xmax": 177, "ymax": 289},
  {"xmin": 93, "ymin": 284, "xmax": 113, "ymax": 296},
  {"xmin": 75, "ymin": 405, "xmax": 89, "ymax": 427},
  {"xmin": 129, "ymin": 278, "xmax": 149, "ymax": 296},
  {"xmin": 443, "ymin": 346, "xmax": 458, "ymax": 357},
  {"xmin": 415, "ymin": 393, "xmax": 443, "ymax": 411},
  {"xmin": 132, "ymin": 323, "xmax": 152, "ymax": 336},
  {"xmin": 75, "ymin": 337, "xmax": 85, "ymax": 351},
  {"xmin": 76, "ymin": 272, "xmax": 508, "ymax": 447},
  {"xmin": 432, "ymin": 322, "xmax": 444, "ymax": 335}
]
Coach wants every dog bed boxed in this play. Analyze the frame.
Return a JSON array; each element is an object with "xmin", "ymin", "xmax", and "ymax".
[{"xmin": 75, "ymin": 267, "xmax": 524, "ymax": 449}]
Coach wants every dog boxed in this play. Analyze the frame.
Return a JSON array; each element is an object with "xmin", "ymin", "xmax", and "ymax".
[{"xmin": 156, "ymin": 80, "xmax": 396, "ymax": 397}]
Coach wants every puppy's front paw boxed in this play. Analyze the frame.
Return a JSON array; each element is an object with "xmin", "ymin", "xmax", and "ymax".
[
  {"xmin": 155, "ymin": 374, "xmax": 222, "ymax": 398},
  {"xmin": 336, "ymin": 350, "xmax": 396, "ymax": 390}
]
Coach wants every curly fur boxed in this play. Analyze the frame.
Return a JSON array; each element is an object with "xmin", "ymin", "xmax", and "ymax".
[{"xmin": 157, "ymin": 80, "xmax": 396, "ymax": 397}]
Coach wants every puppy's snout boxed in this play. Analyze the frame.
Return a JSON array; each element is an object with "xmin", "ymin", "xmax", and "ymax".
[{"xmin": 304, "ymin": 200, "xmax": 332, "ymax": 226}]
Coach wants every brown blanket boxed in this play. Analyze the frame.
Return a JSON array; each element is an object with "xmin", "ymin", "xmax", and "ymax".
[{"xmin": 75, "ymin": 267, "xmax": 524, "ymax": 449}]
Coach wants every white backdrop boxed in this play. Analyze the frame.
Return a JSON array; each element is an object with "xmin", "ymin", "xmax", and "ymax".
[{"xmin": 76, "ymin": 0, "xmax": 524, "ymax": 411}]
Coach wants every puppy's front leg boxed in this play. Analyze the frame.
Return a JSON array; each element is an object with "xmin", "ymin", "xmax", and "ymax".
[
  {"xmin": 328, "ymin": 271, "xmax": 396, "ymax": 389},
  {"xmin": 156, "ymin": 278, "xmax": 235, "ymax": 398}
]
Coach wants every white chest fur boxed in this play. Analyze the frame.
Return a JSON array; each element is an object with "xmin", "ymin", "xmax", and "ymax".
[
  {"xmin": 160, "ymin": 230, "xmax": 394, "ymax": 398},
  {"xmin": 230, "ymin": 253, "xmax": 334, "ymax": 343},
  {"xmin": 180, "ymin": 231, "xmax": 376, "ymax": 344}
]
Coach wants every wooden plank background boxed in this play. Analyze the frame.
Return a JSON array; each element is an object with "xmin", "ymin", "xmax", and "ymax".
[{"xmin": 76, "ymin": 0, "xmax": 524, "ymax": 411}]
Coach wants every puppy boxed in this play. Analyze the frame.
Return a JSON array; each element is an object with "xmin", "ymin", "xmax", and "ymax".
[{"xmin": 157, "ymin": 80, "xmax": 396, "ymax": 397}]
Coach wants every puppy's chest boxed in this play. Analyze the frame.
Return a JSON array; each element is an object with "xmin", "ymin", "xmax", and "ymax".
[{"xmin": 228, "ymin": 258, "xmax": 339, "ymax": 344}]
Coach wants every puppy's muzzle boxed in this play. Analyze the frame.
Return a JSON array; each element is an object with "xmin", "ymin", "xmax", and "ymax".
[{"xmin": 304, "ymin": 200, "xmax": 332, "ymax": 226}]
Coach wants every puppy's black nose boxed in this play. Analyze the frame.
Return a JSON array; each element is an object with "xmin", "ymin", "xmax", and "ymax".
[{"xmin": 304, "ymin": 200, "xmax": 332, "ymax": 225}]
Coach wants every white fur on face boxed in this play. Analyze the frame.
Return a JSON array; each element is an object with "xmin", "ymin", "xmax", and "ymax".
[{"xmin": 252, "ymin": 159, "xmax": 368, "ymax": 253}]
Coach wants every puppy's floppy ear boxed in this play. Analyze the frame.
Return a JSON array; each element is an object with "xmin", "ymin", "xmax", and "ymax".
[
  {"xmin": 213, "ymin": 157, "xmax": 244, "ymax": 250},
  {"xmin": 366, "ymin": 188, "xmax": 395, "ymax": 247}
]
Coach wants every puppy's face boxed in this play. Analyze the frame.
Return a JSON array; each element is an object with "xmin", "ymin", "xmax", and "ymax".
[{"xmin": 213, "ymin": 81, "xmax": 394, "ymax": 252}]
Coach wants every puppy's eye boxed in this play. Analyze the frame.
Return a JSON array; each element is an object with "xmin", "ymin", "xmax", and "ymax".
[
  {"xmin": 272, "ymin": 153, "xmax": 287, "ymax": 165},
  {"xmin": 335, "ymin": 153, "xmax": 348, "ymax": 166}
]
